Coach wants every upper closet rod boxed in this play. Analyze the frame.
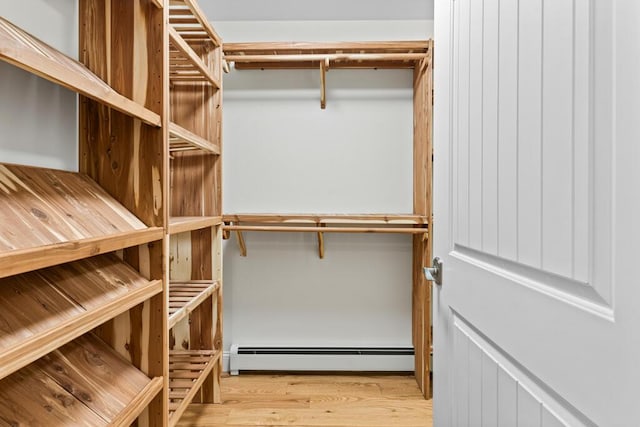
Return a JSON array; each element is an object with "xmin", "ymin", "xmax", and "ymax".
[{"xmin": 225, "ymin": 52, "xmax": 427, "ymax": 63}]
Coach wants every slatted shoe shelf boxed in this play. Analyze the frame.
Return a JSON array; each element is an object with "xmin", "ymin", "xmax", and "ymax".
[
  {"xmin": 169, "ymin": 280, "xmax": 220, "ymax": 328},
  {"xmin": 0, "ymin": 333, "xmax": 163, "ymax": 426},
  {"xmin": 168, "ymin": 0, "xmax": 222, "ymax": 155},
  {"xmin": 168, "ymin": 349, "xmax": 222, "ymax": 426},
  {"xmin": 167, "ymin": 0, "xmax": 225, "ymax": 423}
]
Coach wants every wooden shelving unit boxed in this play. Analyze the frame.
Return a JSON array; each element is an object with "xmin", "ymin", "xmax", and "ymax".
[
  {"xmin": 168, "ymin": 0, "xmax": 225, "ymax": 423},
  {"xmin": 0, "ymin": 0, "xmax": 169, "ymax": 424},
  {"xmin": 168, "ymin": 349, "xmax": 222, "ymax": 426}
]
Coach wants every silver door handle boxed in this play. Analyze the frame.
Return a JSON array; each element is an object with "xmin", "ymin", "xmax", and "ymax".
[{"xmin": 424, "ymin": 257, "xmax": 443, "ymax": 285}]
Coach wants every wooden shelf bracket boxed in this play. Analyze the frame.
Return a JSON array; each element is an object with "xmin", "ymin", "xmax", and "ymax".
[
  {"xmin": 236, "ymin": 230, "xmax": 247, "ymax": 257},
  {"xmin": 320, "ymin": 58, "xmax": 329, "ymax": 109},
  {"xmin": 317, "ymin": 223, "xmax": 326, "ymax": 259}
]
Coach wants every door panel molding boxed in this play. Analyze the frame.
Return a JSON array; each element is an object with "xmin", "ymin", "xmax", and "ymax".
[
  {"xmin": 451, "ymin": 244, "xmax": 614, "ymax": 320},
  {"xmin": 452, "ymin": 312, "xmax": 597, "ymax": 427},
  {"xmin": 449, "ymin": 0, "xmax": 614, "ymax": 308}
]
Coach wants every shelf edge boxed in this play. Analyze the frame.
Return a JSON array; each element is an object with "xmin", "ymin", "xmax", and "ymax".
[
  {"xmin": 109, "ymin": 376, "xmax": 164, "ymax": 427},
  {"xmin": 169, "ymin": 217, "xmax": 222, "ymax": 235},
  {"xmin": 0, "ymin": 227, "xmax": 164, "ymax": 279}
]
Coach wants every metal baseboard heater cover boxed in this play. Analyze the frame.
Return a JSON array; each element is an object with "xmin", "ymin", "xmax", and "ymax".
[{"xmin": 229, "ymin": 345, "xmax": 414, "ymax": 375}]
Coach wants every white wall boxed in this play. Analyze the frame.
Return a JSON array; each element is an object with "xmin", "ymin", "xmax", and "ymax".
[
  {"xmin": 218, "ymin": 20, "xmax": 433, "ymax": 363},
  {"xmin": 0, "ymin": 1, "xmax": 78, "ymax": 171}
]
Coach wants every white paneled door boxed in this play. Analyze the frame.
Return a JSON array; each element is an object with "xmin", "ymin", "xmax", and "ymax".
[{"xmin": 433, "ymin": 0, "xmax": 640, "ymax": 425}]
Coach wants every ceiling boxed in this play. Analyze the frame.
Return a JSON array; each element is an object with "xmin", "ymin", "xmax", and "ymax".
[{"xmin": 199, "ymin": 0, "xmax": 434, "ymax": 22}]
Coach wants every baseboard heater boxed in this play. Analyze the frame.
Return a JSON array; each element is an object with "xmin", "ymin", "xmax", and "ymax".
[{"xmin": 229, "ymin": 345, "xmax": 414, "ymax": 375}]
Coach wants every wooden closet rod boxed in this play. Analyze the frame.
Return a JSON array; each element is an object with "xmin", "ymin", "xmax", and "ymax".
[
  {"xmin": 224, "ymin": 225, "xmax": 428, "ymax": 234},
  {"xmin": 225, "ymin": 53, "xmax": 428, "ymax": 63}
]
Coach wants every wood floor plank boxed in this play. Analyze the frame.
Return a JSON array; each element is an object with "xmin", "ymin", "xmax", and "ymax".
[{"xmin": 177, "ymin": 374, "xmax": 432, "ymax": 427}]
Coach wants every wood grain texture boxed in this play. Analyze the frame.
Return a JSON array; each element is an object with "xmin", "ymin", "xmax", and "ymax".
[
  {"xmin": 412, "ymin": 49, "xmax": 433, "ymax": 398},
  {"xmin": 170, "ymin": 152, "xmax": 217, "ymax": 217},
  {"xmin": 0, "ymin": 163, "xmax": 147, "ymax": 251},
  {"xmin": 0, "ymin": 363, "xmax": 106, "ymax": 427},
  {"xmin": 79, "ymin": 0, "xmax": 165, "ymax": 229},
  {"xmin": 78, "ymin": 5, "xmax": 169, "ymax": 423},
  {"xmin": 0, "ymin": 254, "xmax": 162, "ymax": 380},
  {"xmin": 0, "ymin": 333, "xmax": 160, "ymax": 426},
  {"xmin": 212, "ymin": 225, "xmax": 224, "ymax": 403},
  {"xmin": 177, "ymin": 374, "xmax": 433, "ymax": 427},
  {"xmin": 0, "ymin": 163, "xmax": 164, "ymax": 278},
  {"xmin": 0, "ymin": 17, "xmax": 160, "ymax": 127}
]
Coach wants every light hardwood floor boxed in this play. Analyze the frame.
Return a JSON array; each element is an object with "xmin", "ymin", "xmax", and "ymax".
[{"xmin": 178, "ymin": 374, "xmax": 433, "ymax": 427}]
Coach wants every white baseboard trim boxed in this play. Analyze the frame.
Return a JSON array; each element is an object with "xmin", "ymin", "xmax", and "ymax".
[{"xmin": 228, "ymin": 345, "xmax": 414, "ymax": 375}]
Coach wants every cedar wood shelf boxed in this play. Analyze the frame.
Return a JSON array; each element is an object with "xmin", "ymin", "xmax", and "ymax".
[
  {"xmin": 0, "ymin": 17, "xmax": 160, "ymax": 126},
  {"xmin": 0, "ymin": 333, "xmax": 163, "ymax": 426},
  {"xmin": 0, "ymin": 163, "xmax": 163, "ymax": 279},
  {"xmin": 0, "ymin": 254, "xmax": 162, "ymax": 380}
]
